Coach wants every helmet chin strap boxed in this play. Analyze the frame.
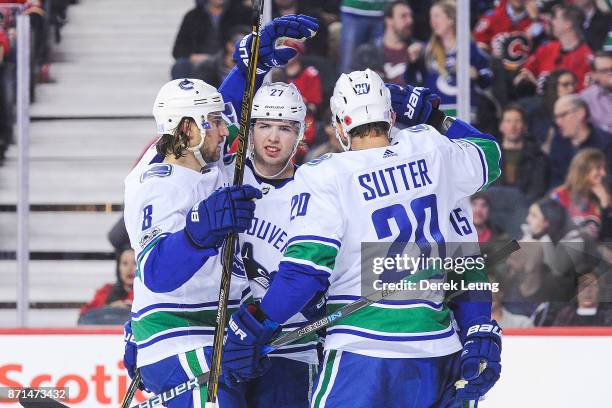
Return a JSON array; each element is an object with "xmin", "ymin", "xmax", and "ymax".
[
  {"xmin": 335, "ymin": 123, "xmax": 351, "ymax": 152},
  {"xmin": 188, "ymin": 132, "xmax": 208, "ymax": 168},
  {"xmin": 250, "ymin": 138, "xmax": 300, "ymax": 179}
]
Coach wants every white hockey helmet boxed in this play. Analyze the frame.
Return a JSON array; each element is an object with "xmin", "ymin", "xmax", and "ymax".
[
  {"xmin": 330, "ymin": 69, "xmax": 393, "ymax": 151},
  {"xmin": 152, "ymin": 78, "xmax": 236, "ymax": 165},
  {"xmin": 251, "ymin": 82, "xmax": 307, "ymax": 140},
  {"xmin": 249, "ymin": 82, "xmax": 307, "ymax": 177}
]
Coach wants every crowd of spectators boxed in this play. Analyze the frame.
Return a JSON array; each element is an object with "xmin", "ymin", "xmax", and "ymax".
[
  {"xmin": 166, "ymin": 0, "xmax": 612, "ymax": 329},
  {"xmin": 0, "ymin": 0, "xmax": 73, "ymax": 166}
]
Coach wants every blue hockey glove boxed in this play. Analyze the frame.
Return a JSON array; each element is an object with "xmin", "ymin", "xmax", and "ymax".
[
  {"xmin": 123, "ymin": 321, "xmax": 146, "ymax": 391},
  {"xmin": 185, "ymin": 185, "xmax": 262, "ymax": 249},
  {"xmin": 386, "ymin": 84, "xmax": 441, "ymax": 127},
  {"xmin": 456, "ymin": 319, "xmax": 502, "ymax": 401},
  {"xmin": 221, "ymin": 303, "xmax": 280, "ymax": 386},
  {"xmin": 233, "ymin": 14, "xmax": 319, "ymax": 74}
]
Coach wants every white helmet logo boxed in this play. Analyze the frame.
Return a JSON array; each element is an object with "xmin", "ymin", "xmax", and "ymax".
[
  {"xmin": 178, "ymin": 79, "xmax": 195, "ymax": 90},
  {"xmin": 354, "ymin": 83, "xmax": 370, "ymax": 95}
]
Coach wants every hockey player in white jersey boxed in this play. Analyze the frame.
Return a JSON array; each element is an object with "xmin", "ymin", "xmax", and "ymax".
[
  {"xmin": 221, "ymin": 69, "xmax": 503, "ymax": 407},
  {"xmin": 121, "ymin": 14, "xmax": 321, "ymax": 407},
  {"xmin": 123, "ymin": 78, "xmax": 261, "ymax": 407},
  {"xmin": 219, "ymin": 82, "xmax": 321, "ymax": 407}
]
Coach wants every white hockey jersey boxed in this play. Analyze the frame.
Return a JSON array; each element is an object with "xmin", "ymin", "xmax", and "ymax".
[
  {"xmin": 276, "ymin": 124, "xmax": 501, "ymax": 358},
  {"xmin": 219, "ymin": 157, "xmax": 319, "ymax": 364},
  {"xmin": 124, "ymin": 151, "xmax": 250, "ymax": 367}
]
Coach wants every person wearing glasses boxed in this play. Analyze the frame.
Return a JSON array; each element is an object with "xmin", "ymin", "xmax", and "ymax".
[
  {"xmin": 581, "ymin": 51, "xmax": 612, "ymax": 132},
  {"xmin": 549, "ymin": 94, "xmax": 612, "ymax": 188}
]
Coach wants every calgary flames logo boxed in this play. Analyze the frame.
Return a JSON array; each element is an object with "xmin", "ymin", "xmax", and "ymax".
[{"xmin": 492, "ymin": 32, "xmax": 531, "ymax": 70}]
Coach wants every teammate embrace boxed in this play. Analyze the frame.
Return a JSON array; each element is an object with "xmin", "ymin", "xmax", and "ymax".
[{"xmin": 123, "ymin": 12, "xmax": 503, "ymax": 408}]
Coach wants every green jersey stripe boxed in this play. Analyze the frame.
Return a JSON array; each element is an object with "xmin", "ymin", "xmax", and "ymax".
[
  {"xmin": 284, "ymin": 241, "xmax": 338, "ymax": 270},
  {"xmin": 326, "ymin": 303, "xmax": 452, "ymax": 334},
  {"xmin": 313, "ymin": 349, "xmax": 338, "ymax": 407},
  {"xmin": 135, "ymin": 234, "xmax": 164, "ymax": 280},
  {"xmin": 132, "ymin": 308, "xmax": 237, "ymax": 342},
  {"xmin": 186, "ymin": 350, "xmax": 207, "ymax": 405},
  {"xmin": 466, "ymin": 137, "xmax": 502, "ymax": 190}
]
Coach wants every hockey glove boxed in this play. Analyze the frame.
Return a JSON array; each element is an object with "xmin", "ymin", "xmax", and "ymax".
[
  {"xmin": 456, "ymin": 318, "xmax": 502, "ymax": 401},
  {"xmin": 185, "ymin": 185, "xmax": 262, "ymax": 249},
  {"xmin": 233, "ymin": 14, "xmax": 319, "ymax": 75},
  {"xmin": 386, "ymin": 83, "xmax": 441, "ymax": 128},
  {"xmin": 221, "ymin": 303, "xmax": 280, "ymax": 386},
  {"xmin": 123, "ymin": 321, "xmax": 146, "ymax": 391}
]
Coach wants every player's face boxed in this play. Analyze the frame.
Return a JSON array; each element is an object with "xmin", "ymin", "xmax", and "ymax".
[
  {"xmin": 252, "ymin": 119, "xmax": 299, "ymax": 174},
  {"xmin": 202, "ymin": 112, "xmax": 229, "ymax": 163},
  {"xmin": 526, "ymin": 203, "xmax": 548, "ymax": 237},
  {"xmin": 119, "ymin": 249, "xmax": 136, "ymax": 287}
]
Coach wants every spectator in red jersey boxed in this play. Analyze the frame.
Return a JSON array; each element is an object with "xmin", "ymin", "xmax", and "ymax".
[
  {"xmin": 548, "ymin": 94, "xmax": 612, "ymax": 188},
  {"xmin": 570, "ymin": 0, "xmax": 610, "ymax": 52},
  {"xmin": 495, "ymin": 104, "xmax": 550, "ymax": 203},
  {"xmin": 514, "ymin": 4, "xmax": 593, "ymax": 92},
  {"xmin": 474, "ymin": 0, "xmax": 546, "ymax": 70},
  {"xmin": 474, "ymin": 0, "xmax": 547, "ymax": 102},
  {"xmin": 79, "ymin": 247, "xmax": 135, "ymax": 317},
  {"xmin": 351, "ymin": 0, "xmax": 423, "ymax": 86},
  {"xmin": 581, "ymin": 51, "xmax": 612, "ymax": 132},
  {"xmin": 551, "ymin": 148, "xmax": 610, "ymax": 239}
]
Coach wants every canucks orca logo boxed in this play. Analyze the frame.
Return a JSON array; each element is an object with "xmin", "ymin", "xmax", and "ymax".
[
  {"xmin": 179, "ymin": 79, "xmax": 195, "ymax": 90},
  {"xmin": 140, "ymin": 164, "xmax": 173, "ymax": 182},
  {"xmin": 306, "ymin": 153, "xmax": 333, "ymax": 166},
  {"xmin": 241, "ymin": 242, "xmax": 273, "ymax": 289}
]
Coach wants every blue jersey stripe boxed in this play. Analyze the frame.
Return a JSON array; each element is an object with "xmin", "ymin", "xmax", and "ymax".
[
  {"xmin": 132, "ymin": 299, "xmax": 241, "ymax": 319},
  {"xmin": 137, "ymin": 328, "xmax": 216, "ymax": 349},
  {"xmin": 287, "ymin": 235, "xmax": 342, "ymax": 249},
  {"xmin": 326, "ymin": 326, "xmax": 455, "ymax": 342}
]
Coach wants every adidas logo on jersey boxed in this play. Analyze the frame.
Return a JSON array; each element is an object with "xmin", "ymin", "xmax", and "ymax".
[{"xmin": 383, "ymin": 149, "xmax": 397, "ymax": 158}]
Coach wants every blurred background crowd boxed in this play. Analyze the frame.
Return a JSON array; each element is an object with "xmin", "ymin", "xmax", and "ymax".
[{"xmin": 1, "ymin": 0, "xmax": 611, "ymax": 328}]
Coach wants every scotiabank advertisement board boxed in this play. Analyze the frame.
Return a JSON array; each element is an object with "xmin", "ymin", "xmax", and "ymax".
[{"xmin": 0, "ymin": 328, "xmax": 611, "ymax": 408}]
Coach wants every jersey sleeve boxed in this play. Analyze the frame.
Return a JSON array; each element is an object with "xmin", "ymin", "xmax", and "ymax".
[
  {"xmin": 261, "ymin": 164, "xmax": 341, "ymax": 323},
  {"xmin": 127, "ymin": 179, "xmax": 217, "ymax": 293},
  {"xmin": 440, "ymin": 119, "xmax": 502, "ymax": 197},
  {"xmin": 445, "ymin": 201, "xmax": 492, "ymax": 336}
]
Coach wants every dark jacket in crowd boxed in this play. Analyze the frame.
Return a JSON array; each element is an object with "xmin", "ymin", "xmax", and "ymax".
[
  {"xmin": 549, "ymin": 125, "xmax": 612, "ymax": 188},
  {"xmin": 583, "ymin": 8, "xmax": 610, "ymax": 52},
  {"xmin": 173, "ymin": 3, "xmax": 250, "ymax": 59},
  {"xmin": 497, "ymin": 140, "xmax": 550, "ymax": 203}
]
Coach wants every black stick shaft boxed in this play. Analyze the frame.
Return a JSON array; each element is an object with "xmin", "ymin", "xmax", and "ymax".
[{"xmin": 205, "ymin": 0, "xmax": 265, "ymax": 404}]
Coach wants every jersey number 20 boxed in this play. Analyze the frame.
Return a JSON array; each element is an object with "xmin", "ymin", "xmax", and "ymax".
[{"xmin": 371, "ymin": 194, "xmax": 445, "ymax": 260}]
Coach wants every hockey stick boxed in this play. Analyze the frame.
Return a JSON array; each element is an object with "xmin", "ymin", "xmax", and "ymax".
[
  {"xmin": 127, "ymin": 240, "xmax": 520, "ymax": 408},
  {"xmin": 205, "ymin": 0, "xmax": 265, "ymax": 406},
  {"xmin": 263, "ymin": 239, "xmax": 520, "ymax": 352},
  {"xmin": 120, "ymin": 369, "xmax": 141, "ymax": 408}
]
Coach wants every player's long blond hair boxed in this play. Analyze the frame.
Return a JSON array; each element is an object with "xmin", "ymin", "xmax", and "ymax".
[{"xmin": 425, "ymin": 0, "xmax": 456, "ymax": 78}]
